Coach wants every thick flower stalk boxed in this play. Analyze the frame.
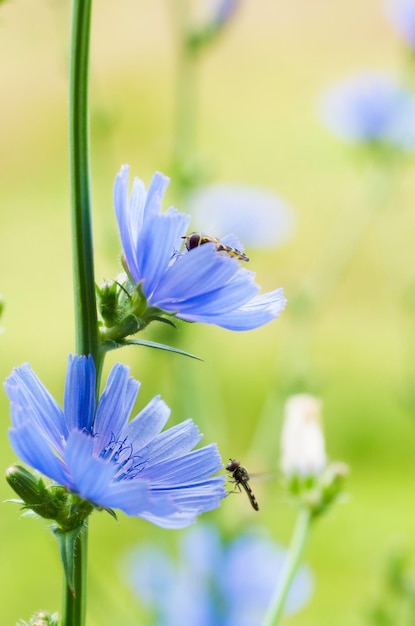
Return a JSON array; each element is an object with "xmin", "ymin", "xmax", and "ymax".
[
  {"xmin": 263, "ymin": 394, "xmax": 348, "ymax": 626},
  {"xmin": 5, "ymin": 355, "xmax": 225, "ymax": 529},
  {"xmin": 103, "ymin": 165, "xmax": 285, "ymax": 339}
]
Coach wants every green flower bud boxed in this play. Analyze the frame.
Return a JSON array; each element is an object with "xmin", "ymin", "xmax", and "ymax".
[
  {"xmin": 6, "ymin": 465, "xmax": 94, "ymax": 529},
  {"xmin": 6, "ymin": 465, "xmax": 66, "ymax": 520},
  {"xmin": 97, "ymin": 279, "xmax": 121, "ymax": 326},
  {"xmin": 98, "ymin": 275, "xmax": 176, "ymax": 347},
  {"xmin": 18, "ymin": 611, "xmax": 59, "ymax": 626},
  {"xmin": 280, "ymin": 396, "xmax": 348, "ymax": 518}
]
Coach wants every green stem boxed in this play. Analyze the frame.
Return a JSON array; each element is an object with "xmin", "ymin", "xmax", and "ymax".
[
  {"xmin": 298, "ymin": 155, "xmax": 400, "ymax": 317},
  {"xmin": 262, "ymin": 507, "xmax": 312, "ymax": 626},
  {"xmin": 270, "ymin": 155, "xmax": 403, "ymax": 397},
  {"xmin": 69, "ymin": 0, "xmax": 98, "ymax": 361},
  {"xmin": 61, "ymin": 521, "xmax": 88, "ymax": 626},
  {"xmin": 66, "ymin": 0, "xmax": 96, "ymax": 623},
  {"xmin": 171, "ymin": 0, "xmax": 199, "ymax": 198}
]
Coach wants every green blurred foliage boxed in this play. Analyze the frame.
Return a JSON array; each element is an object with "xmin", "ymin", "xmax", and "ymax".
[{"xmin": 1, "ymin": 0, "xmax": 415, "ymax": 624}]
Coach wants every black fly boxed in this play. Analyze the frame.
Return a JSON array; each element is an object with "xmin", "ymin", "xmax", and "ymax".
[{"xmin": 226, "ymin": 458, "xmax": 259, "ymax": 511}]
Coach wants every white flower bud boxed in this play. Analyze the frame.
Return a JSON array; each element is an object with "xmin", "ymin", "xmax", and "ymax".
[{"xmin": 280, "ymin": 394, "xmax": 327, "ymax": 477}]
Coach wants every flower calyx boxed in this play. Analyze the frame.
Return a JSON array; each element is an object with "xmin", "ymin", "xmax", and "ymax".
[
  {"xmin": 6, "ymin": 465, "xmax": 94, "ymax": 531},
  {"xmin": 284, "ymin": 461, "xmax": 349, "ymax": 519},
  {"xmin": 18, "ymin": 611, "xmax": 59, "ymax": 626},
  {"xmin": 97, "ymin": 276, "xmax": 175, "ymax": 347}
]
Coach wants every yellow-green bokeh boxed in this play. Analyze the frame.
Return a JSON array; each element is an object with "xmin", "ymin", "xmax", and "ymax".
[{"xmin": 1, "ymin": 1, "xmax": 415, "ymax": 624}]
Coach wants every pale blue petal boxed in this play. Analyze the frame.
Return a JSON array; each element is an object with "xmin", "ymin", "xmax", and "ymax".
[
  {"xmin": 139, "ymin": 508, "xmax": 201, "ymax": 529},
  {"xmin": 220, "ymin": 233, "xmax": 245, "ymax": 251},
  {"xmin": 114, "ymin": 165, "xmax": 139, "ymax": 278},
  {"xmin": 145, "ymin": 445, "xmax": 223, "ymax": 484},
  {"xmin": 144, "ymin": 171, "xmax": 171, "ymax": 217},
  {"xmin": 98, "ymin": 479, "xmax": 153, "ymax": 515},
  {"xmin": 157, "ymin": 479, "xmax": 225, "ymax": 510},
  {"xmin": 122, "ymin": 395, "xmax": 170, "ymax": 448},
  {"xmin": 138, "ymin": 209, "xmax": 190, "ymax": 298},
  {"xmin": 114, "ymin": 166, "xmax": 189, "ymax": 288},
  {"xmin": 138, "ymin": 419, "xmax": 202, "ymax": 466},
  {"xmin": 63, "ymin": 432, "xmax": 153, "ymax": 515},
  {"xmin": 5, "ymin": 364, "xmax": 67, "ymax": 451},
  {"xmin": 128, "ymin": 176, "xmax": 147, "ymax": 241},
  {"xmin": 180, "ymin": 287, "xmax": 286, "ymax": 329},
  {"xmin": 64, "ymin": 431, "xmax": 116, "ymax": 499},
  {"xmin": 152, "ymin": 244, "xmax": 258, "ymax": 314},
  {"xmin": 166, "ymin": 269, "xmax": 259, "ymax": 316},
  {"xmin": 64, "ymin": 355, "xmax": 96, "ymax": 433},
  {"xmin": 93, "ymin": 363, "xmax": 139, "ymax": 448},
  {"xmin": 9, "ymin": 423, "xmax": 68, "ymax": 486}
]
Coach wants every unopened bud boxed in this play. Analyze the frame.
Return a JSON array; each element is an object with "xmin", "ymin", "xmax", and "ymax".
[
  {"xmin": 19, "ymin": 611, "xmax": 59, "ymax": 626},
  {"xmin": 281, "ymin": 394, "xmax": 327, "ymax": 477},
  {"xmin": 6, "ymin": 465, "xmax": 65, "ymax": 520}
]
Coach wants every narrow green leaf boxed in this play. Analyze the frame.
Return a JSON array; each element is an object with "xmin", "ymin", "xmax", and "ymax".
[
  {"xmin": 124, "ymin": 339, "xmax": 203, "ymax": 361},
  {"xmin": 104, "ymin": 507, "xmax": 118, "ymax": 521},
  {"xmin": 53, "ymin": 525, "xmax": 84, "ymax": 594},
  {"xmin": 148, "ymin": 315, "xmax": 177, "ymax": 328}
]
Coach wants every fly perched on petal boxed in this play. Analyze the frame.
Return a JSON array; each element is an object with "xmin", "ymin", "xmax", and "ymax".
[
  {"xmin": 113, "ymin": 165, "xmax": 286, "ymax": 332},
  {"xmin": 4, "ymin": 355, "xmax": 226, "ymax": 529}
]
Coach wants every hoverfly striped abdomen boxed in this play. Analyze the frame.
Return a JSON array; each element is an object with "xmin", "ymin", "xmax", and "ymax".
[
  {"xmin": 226, "ymin": 458, "xmax": 259, "ymax": 511},
  {"xmin": 182, "ymin": 233, "xmax": 249, "ymax": 262}
]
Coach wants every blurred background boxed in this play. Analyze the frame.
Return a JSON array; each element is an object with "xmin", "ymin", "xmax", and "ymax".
[{"xmin": 2, "ymin": 0, "xmax": 415, "ymax": 624}]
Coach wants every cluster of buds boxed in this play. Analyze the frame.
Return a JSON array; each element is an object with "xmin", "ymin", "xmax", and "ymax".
[
  {"xmin": 280, "ymin": 394, "xmax": 348, "ymax": 518},
  {"xmin": 18, "ymin": 611, "xmax": 59, "ymax": 626},
  {"xmin": 96, "ymin": 273, "xmax": 175, "ymax": 348}
]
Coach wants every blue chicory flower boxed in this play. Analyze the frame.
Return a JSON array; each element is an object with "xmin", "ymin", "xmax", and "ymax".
[
  {"xmin": 121, "ymin": 524, "xmax": 313, "ymax": 625},
  {"xmin": 4, "ymin": 355, "xmax": 225, "ymax": 529},
  {"xmin": 211, "ymin": 0, "xmax": 240, "ymax": 27},
  {"xmin": 319, "ymin": 71, "xmax": 415, "ymax": 149},
  {"xmin": 185, "ymin": 183, "xmax": 295, "ymax": 248},
  {"xmin": 114, "ymin": 165, "xmax": 286, "ymax": 331},
  {"xmin": 385, "ymin": 0, "xmax": 415, "ymax": 48}
]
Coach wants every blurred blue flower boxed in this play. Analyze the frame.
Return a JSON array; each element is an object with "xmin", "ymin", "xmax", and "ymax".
[
  {"xmin": 212, "ymin": 0, "xmax": 240, "ymax": 27},
  {"xmin": 122, "ymin": 524, "xmax": 313, "ymax": 625},
  {"xmin": 320, "ymin": 71, "xmax": 415, "ymax": 149},
  {"xmin": 385, "ymin": 0, "xmax": 415, "ymax": 48},
  {"xmin": 5, "ymin": 355, "xmax": 225, "ymax": 529},
  {"xmin": 114, "ymin": 165, "xmax": 286, "ymax": 331},
  {"xmin": 185, "ymin": 183, "xmax": 295, "ymax": 248}
]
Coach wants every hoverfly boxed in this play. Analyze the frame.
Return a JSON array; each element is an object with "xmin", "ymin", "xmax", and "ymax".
[
  {"xmin": 226, "ymin": 458, "xmax": 259, "ymax": 511},
  {"xmin": 182, "ymin": 232, "xmax": 249, "ymax": 262}
]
